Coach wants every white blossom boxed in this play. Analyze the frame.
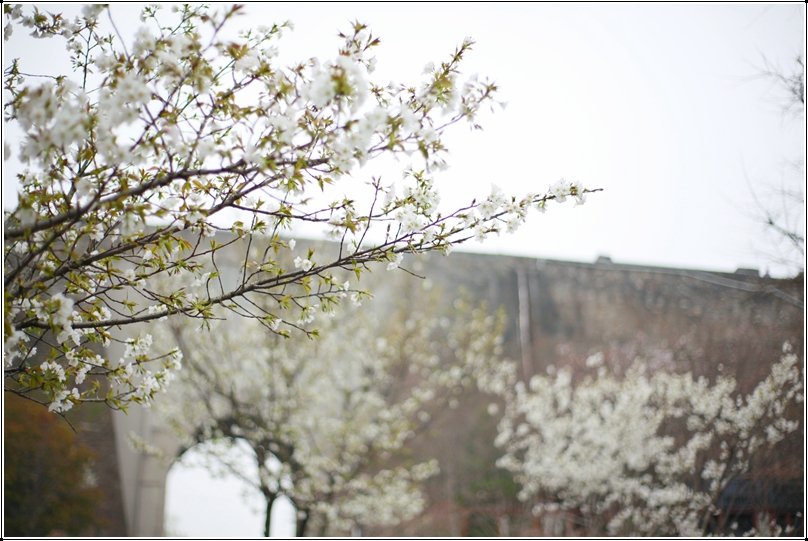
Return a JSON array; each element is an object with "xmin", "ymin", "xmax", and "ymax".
[
  {"xmin": 294, "ymin": 256, "xmax": 314, "ymax": 272},
  {"xmin": 386, "ymin": 253, "xmax": 403, "ymax": 271}
]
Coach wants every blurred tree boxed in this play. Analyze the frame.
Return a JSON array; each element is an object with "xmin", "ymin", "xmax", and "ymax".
[
  {"xmin": 750, "ymin": 55, "xmax": 805, "ymax": 274},
  {"xmin": 494, "ymin": 347, "xmax": 803, "ymax": 536},
  {"xmin": 4, "ymin": 394, "xmax": 103, "ymax": 536},
  {"xmin": 759, "ymin": 55, "xmax": 805, "ymax": 117},
  {"xmin": 154, "ymin": 272, "xmax": 516, "ymax": 536}
]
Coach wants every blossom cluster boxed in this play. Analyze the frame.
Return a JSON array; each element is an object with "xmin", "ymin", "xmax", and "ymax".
[
  {"xmin": 3, "ymin": 3, "xmax": 591, "ymax": 412},
  {"xmin": 154, "ymin": 271, "xmax": 513, "ymax": 535},
  {"xmin": 494, "ymin": 348, "xmax": 804, "ymax": 536}
]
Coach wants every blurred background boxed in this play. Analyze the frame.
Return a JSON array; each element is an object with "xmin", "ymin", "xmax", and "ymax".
[{"xmin": 3, "ymin": 2, "xmax": 804, "ymax": 538}]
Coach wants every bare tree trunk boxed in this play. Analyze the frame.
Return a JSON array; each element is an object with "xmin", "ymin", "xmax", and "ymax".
[
  {"xmin": 263, "ymin": 494, "xmax": 276, "ymax": 537},
  {"xmin": 296, "ymin": 510, "xmax": 309, "ymax": 537}
]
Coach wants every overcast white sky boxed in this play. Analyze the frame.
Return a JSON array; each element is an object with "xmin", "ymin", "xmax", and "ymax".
[
  {"xmin": 2, "ymin": 3, "xmax": 805, "ymax": 536},
  {"xmin": 3, "ymin": 2, "xmax": 805, "ymax": 277},
  {"xmin": 257, "ymin": 1, "xmax": 805, "ymax": 276}
]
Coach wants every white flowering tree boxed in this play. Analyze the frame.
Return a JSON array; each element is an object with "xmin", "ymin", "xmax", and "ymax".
[
  {"xmin": 154, "ymin": 275, "xmax": 517, "ymax": 536},
  {"xmin": 494, "ymin": 348, "xmax": 804, "ymax": 536},
  {"xmin": 3, "ymin": 4, "xmax": 592, "ymax": 413}
]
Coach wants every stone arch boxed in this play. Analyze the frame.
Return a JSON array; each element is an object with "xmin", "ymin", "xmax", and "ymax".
[{"xmin": 113, "ymin": 405, "xmax": 297, "ymax": 536}]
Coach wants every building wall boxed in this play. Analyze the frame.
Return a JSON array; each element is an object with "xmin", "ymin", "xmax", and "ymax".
[
  {"xmin": 99, "ymin": 250, "xmax": 802, "ymax": 535},
  {"xmin": 373, "ymin": 252, "xmax": 804, "ymax": 536}
]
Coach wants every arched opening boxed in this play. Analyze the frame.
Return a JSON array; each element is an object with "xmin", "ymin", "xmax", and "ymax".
[{"xmin": 164, "ymin": 439, "xmax": 296, "ymax": 537}]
